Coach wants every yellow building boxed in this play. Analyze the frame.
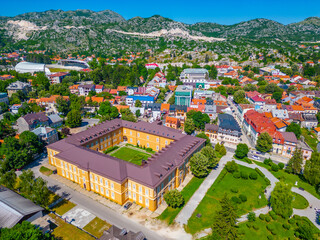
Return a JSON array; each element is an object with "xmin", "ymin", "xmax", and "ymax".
[{"xmin": 47, "ymin": 119, "xmax": 205, "ymax": 211}]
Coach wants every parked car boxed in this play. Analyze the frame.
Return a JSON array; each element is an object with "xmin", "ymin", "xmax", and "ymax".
[
  {"xmin": 252, "ymin": 155, "xmax": 260, "ymax": 160},
  {"xmin": 124, "ymin": 202, "xmax": 132, "ymax": 210}
]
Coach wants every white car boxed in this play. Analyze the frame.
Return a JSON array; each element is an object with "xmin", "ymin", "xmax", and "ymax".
[{"xmin": 252, "ymin": 155, "xmax": 260, "ymax": 160}]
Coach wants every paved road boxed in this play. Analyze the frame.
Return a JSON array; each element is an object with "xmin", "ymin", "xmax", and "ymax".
[
  {"xmin": 21, "ymin": 156, "xmax": 165, "ymax": 240},
  {"xmin": 175, "ymin": 152, "xmax": 234, "ymax": 225}
]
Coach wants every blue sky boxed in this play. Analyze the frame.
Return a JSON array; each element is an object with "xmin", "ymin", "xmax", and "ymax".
[{"xmin": 1, "ymin": 0, "xmax": 319, "ymax": 25}]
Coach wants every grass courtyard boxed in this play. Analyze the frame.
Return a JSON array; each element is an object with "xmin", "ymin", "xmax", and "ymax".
[
  {"xmin": 109, "ymin": 146, "xmax": 151, "ymax": 165},
  {"xmin": 185, "ymin": 165, "xmax": 269, "ymax": 234},
  {"xmin": 51, "ymin": 199, "xmax": 76, "ymax": 215},
  {"xmin": 238, "ymin": 214, "xmax": 320, "ymax": 240},
  {"xmin": 157, "ymin": 176, "xmax": 205, "ymax": 224},
  {"xmin": 301, "ymin": 128, "xmax": 318, "ymax": 151},
  {"xmin": 254, "ymin": 160, "xmax": 320, "ymax": 199}
]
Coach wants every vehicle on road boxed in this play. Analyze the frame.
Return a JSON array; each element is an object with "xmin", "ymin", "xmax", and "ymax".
[
  {"xmin": 252, "ymin": 155, "xmax": 260, "ymax": 160},
  {"xmin": 124, "ymin": 202, "xmax": 132, "ymax": 210}
]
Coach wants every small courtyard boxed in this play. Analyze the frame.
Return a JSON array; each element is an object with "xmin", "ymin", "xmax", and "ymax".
[{"xmin": 107, "ymin": 144, "xmax": 153, "ymax": 165}]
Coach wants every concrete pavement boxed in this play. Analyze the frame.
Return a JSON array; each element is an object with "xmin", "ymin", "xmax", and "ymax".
[
  {"xmin": 175, "ymin": 152, "xmax": 234, "ymax": 225},
  {"xmin": 22, "ymin": 156, "xmax": 166, "ymax": 240}
]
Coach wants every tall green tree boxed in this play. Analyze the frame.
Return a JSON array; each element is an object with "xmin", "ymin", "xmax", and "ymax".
[
  {"xmin": 189, "ymin": 152, "xmax": 210, "ymax": 178},
  {"xmin": 196, "ymin": 132, "xmax": 210, "ymax": 145},
  {"xmin": 184, "ymin": 118, "xmax": 195, "ymax": 135},
  {"xmin": 164, "ymin": 190, "xmax": 184, "ymax": 208},
  {"xmin": 256, "ymin": 132, "xmax": 273, "ymax": 152},
  {"xmin": 235, "ymin": 143, "xmax": 249, "ymax": 159},
  {"xmin": 270, "ymin": 182, "xmax": 293, "ymax": 218},
  {"xmin": 66, "ymin": 109, "xmax": 82, "ymax": 128},
  {"xmin": 56, "ymin": 96, "xmax": 70, "ymax": 116},
  {"xmin": 304, "ymin": 152, "xmax": 320, "ymax": 186},
  {"xmin": 0, "ymin": 170, "xmax": 16, "ymax": 189},
  {"xmin": 210, "ymin": 195, "xmax": 239, "ymax": 240},
  {"xmin": 135, "ymin": 99, "xmax": 142, "ymax": 107},
  {"xmin": 201, "ymin": 146, "xmax": 219, "ymax": 168},
  {"xmin": 286, "ymin": 123, "xmax": 301, "ymax": 139},
  {"xmin": 286, "ymin": 148, "xmax": 303, "ymax": 175},
  {"xmin": 32, "ymin": 177, "xmax": 50, "ymax": 207},
  {"xmin": 18, "ymin": 170, "xmax": 35, "ymax": 196},
  {"xmin": 233, "ymin": 90, "xmax": 246, "ymax": 104}
]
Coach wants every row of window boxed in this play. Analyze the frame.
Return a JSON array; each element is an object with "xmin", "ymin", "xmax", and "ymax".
[
  {"xmin": 128, "ymin": 191, "xmax": 149, "ymax": 207},
  {"xmin": 91, "ymin": 183, "xmax": 116, "ymax": 199},
  {"xmin": 128, "ymin": 182, "xmax": 150, "ymax": 196},
  {"xmin": 90, "ymin": 173, "xmax": 115, "ymax": 190}
]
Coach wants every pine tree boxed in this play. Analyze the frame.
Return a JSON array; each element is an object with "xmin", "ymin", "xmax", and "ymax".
[{"xmin": 286, "ymin": 148, "xmax": 303, "ymax": 174}]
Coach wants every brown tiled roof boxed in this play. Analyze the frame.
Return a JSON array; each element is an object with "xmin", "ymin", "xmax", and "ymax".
[
  {"xmin": 23, "ymin": 112, "xmax": 48, "ymax": 125},
  {"xmin": 205, "ymin": 124, "xmax": 219, "ymax": 132},
  {"xmin": 48, "ymin": 119, "xmax": 205, "ymax": 188},
  {"xmin": 281, "ymin": 132, "xmax": 298, "ymax": 143}
]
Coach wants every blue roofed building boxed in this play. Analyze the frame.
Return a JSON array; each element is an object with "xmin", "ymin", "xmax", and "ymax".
[{"xmin": 125, "ymin": 95, "xmax": 154, "ymax": 107}]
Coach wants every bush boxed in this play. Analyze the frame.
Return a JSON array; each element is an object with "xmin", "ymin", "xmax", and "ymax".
[
  {"xmin": 249, "ymin": 172, "xmax": 258, "ymax": 180},
  {"xmin": 255, "ymin": 168, "xmax": 265, "ymax": 177},
  {"xmin": 246, "ymin": 222, "xmax": 252, "ymax": 228},
  {"xmin": 252, "ymin": 224, "xmax": 259, "ymax": 230},
  {"xmin": 244, "ymin": 157, "xmax": 252, "ymax": 164},
  {"xmin": 283, "ymin": 223, "xmax": 290, "ymax": 230},
  {"xmin": 247, "ymin": 212, "xmax": 256, "ymax": 222},
  {"xmin": 239, "ymin": 194, "xmax": 247, "ymax": 202},
  {"xmin": 104, "ymin": 146, "xmax": 119, "ymax": 154},
  {"xmin": 163, "ymin": 190, "xmax": 184, "ymax": 208},
  {"xmin": 231, "ymin": 196, "xmax": 241, "ymax": 204},
  {"xmin": 233, "ymin": 172, "xmax": 240, "ymax": 179},
  {"xmin": 288, "ymin": 218, "xmax": 295, "ymax": 224},
  {"xmin": 278, "ymin": 162, "xmax": 285, "ymax": 170},
  {"xmin": 259, "ymin": 214, "xmax": 265, "ymax": 220},
  {"xmin": 225, "ymin": 160, "xmax": 239, "ymax": 173},
  {"xmin": 240, "ymin": 171, "xmax": 249, "ymax": 179},
  {"xmin": 146, "ymin": 147, "xmax": 153, "ymax": 153},
  {"xmin": 265, "ymin": 177, "xmax": 271, "ymax": 185},
  {"xmin": 265, "ymin": 215, "xmax": 271, "ymax": 222},
  {"xmin": 267, "ymin": 235, "xmax": 274, "ymax": 240},
  {"xmin": 271, "ymin": 164, "xmax": 279, "ymax": 172},
  {"xmin": 269, "ymin": 211, "xmax": 277, "ymax": 220},
  {"xmin": 231, "ymin": 187, "xmax": 239, "ymax": 193},
  {"xmin": 266, "ymin": 225, "xmax": 274, "ymax": 232},
  {"xmin": 264, "ymin": 158, "xmax": 272, "ymax": 166}
]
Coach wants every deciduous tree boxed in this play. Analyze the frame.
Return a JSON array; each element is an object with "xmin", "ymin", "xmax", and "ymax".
[
  {"xmin": 164, "ymin": 190, "xmax": 184, "ymax": 208},
  {"xmin": 256, "ymin": 132, "xmax": 273, "ymax": 153},
  {"xmin": 235, "ymin": 143, "xmax": 249, "ymax": 159},
  {"xmin": 270, "ymin": 182, "xmax": 293, "ymax": 218},
  {"xmin": 286, "ymin": 148, "xmax": 303, "ymax": 175},
  {"xmin": 189, "ymin": 152, "xmax": 210, "ymax": 178}
]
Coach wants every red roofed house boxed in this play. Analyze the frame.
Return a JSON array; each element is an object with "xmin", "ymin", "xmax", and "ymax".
[
  {"xmin": 48, "ymin": 72, "xmax": 70, "ymax": 84},
  {"xmin": 165, "ymin": 116, "xmax": 181, "ymax": 129},
  {"xmin": 95, "ymin": 85, "xmax": 104, "ymax": 93}
]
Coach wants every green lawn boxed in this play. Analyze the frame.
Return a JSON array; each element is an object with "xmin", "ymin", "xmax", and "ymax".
[
  {"xmin": 83, "ymin": 217, "xmax": 111, "ymax": 238},
  {"xmin": 158, "ymin": 176, "xmax": 205, "ymax": 224},
  {"xmin": 49, "ymin": 213, "xmax": 95, "ymax": 240},
  {"xmin": 40, "ymin": 166, "xmax": 53, "ymax": 176},
  {"xmin": 254, "ymin": 161, "xmax": 320, "ymax": 199},
  {"xmin": 110, "ymin": 146, "xmax": 151, "ymax": 165},
  {"xmin": 185, "ymin": 165, "xmax": 268, "ymax": 235},
  {"xmin": 238, "ymin": 214, "xmax": 320, "ymax": 240},
  {"xmin": 301, "ymin": 128, "xmax": 318, "ymax": 151},
  {"xmin": 292, "ymin": 192, "xmax": 309, "ymax": 209},
  {"xmin": 51, "ymin": 199, "xmax": 76, "ymax": 215}
]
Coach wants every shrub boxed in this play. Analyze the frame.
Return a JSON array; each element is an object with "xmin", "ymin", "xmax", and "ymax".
[
  {"xmin": 255, "ymin": 168, "xmax": 264, "ymax": 177},
  {"xmin": 265, "ymin": 215, "xmax": 271, "ymax": 222},
  {"xmin": 233, "ymin": 172, "xmax": 240, "ymax": 178},
  {"xmin": 252, "ymin": 224, "xmax": 259, "ymax": 230},
  {"xmin": 259, "ymin": 214, "xmax": 265, "ymax": 220},
  {"xmin": 104, "ymin": 146, "xmax": 119, "ymax": 154},
  {"xmin": 239, "ymin": 194, "xmax": 247, "ymax": 202},
  {"xmin": 283, "ymin": 223, "xmax": 290, "ymax": 230},
  {"xmin": 240, "ymin": 171, "xmax": 249, "ymax": 179},
  {"xmin": 249, "ymin": 172, "xmax": 258, "ymax": 180},
  {"xmin": 265, "ymin": 177, "xmax": 271, "ymax": 185},
  {"xmin": 231, "ymin": 187, "xmax": 239, "ymax": 193},
  {"xmin": 146, "ymin": 147, "xmax": 153, "ymax": 153},
  {"xmin": 269, "ymin": 211, "xmax": 277, "ymax": 220},
  {"xmin": 278, "ymin": 162, "xmax": 285, "ymax": 170},
  {"xmin": 244, "ymin": 157, "xmax": 252, "ymax": 164},
  {"xmin": 225, "ymin": 160, "xmax": 239, "ymax": 173},
  {"xmin": 266, "ymin": 225, "xmax": 274, "ymax": 232},
  {"xmin": 267, "ymin": 235, "xmax": 274, "ymax": 240},
  {"xmin": 247, "ymin": 212, "xmax": 256, "ymax": 222},
  {"xmin": 231, "ymin": 196, "xmax": 241, "ymax": 204},
  {"xmin": 163, "ymin": 190, "xmax": 184, "ymax": 208},
  {"xmin": 271, "ymin": 164, "xmax": 279, "ymax": 172},
  {"xmin": 288, "ymin": 218, "xmax": 295, "ymax": 224},
  {"xmin": 264, "ymin": 158, "xmax": 273, "ymax": 166},
  {"xmin": 246, "ymin": 222, "xmax": 252, "ymax": 228}
]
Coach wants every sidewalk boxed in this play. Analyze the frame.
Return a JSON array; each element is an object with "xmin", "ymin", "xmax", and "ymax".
[{"xmin": 175, "ymin": 152, "xmax": 233, "ymax": 225}]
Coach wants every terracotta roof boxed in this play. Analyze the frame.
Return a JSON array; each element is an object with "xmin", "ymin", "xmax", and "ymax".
[
  {"xmin": 85, "ymin": 96, "xmax": 105, "ymax": 103},
  {"xmin": 165, "ymin": 116, "xmax": 179, "ymax": 125}
]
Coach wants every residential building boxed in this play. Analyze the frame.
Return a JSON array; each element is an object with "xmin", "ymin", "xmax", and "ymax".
[
  {"xmin": 95, "ymin": 85, "xmax": 104, "ymax": 93},
  {"xmin": 10, "ymin": 104, "xmax": 22, "ymax": 114},
  {"xmin": 175, "ymin": 85, "xmax": 193, "ymax": 106},
  {"xmin": 6, "ymin": 81, "xmax": 32, "ymax": 97},
  {"xmin": 144, "ymin": 103, "xmax": 161, "ymax": 119},
  {"xmin": 205, "ymin": 124, "xmax": 219, "ymax": 143},
  {"xmin": 69, "ymin": 85, "xmax": 79, "ymax": 94},
  {"xmin": 302, "ymin": 114, "xmax": 318, "ymax": 129},
  {"xmin": 16, "ymin": 112, "xmax": 49, "ymax": 133},
  {"xmin": 217, "ymin": 114, "xmax": 242, "ymax": 144},
  {"xmin": 78, "ymin": 84, "xmax": 95, "ymax": 96},
  {"xmin": 179, "ymin": 68, "xmax": 209, "ymax": 87},
  {"xmin": 47, "ymin": 119, "xmax": 206, "ymax": 211},
  {"xmin": 193, "ymin": 90, "xmax": 215, "ymax": 100},
  {"xmin": 271, "ymin": 109, "xmax": 289, "ymax": 119},
  {"xmin": 48, "ymin": 114, "xmax": 63, "ymax": 128},
  {"xmin": 32, "ymin": 127, "xmax": 59, "ymax": 145},
  {"xmin": 99, "ymin": 226, "xmax": 146, "ymax": 240},
  {"xmin": 0, "ymin": 93, "xmax": 9, "ymax": 105},
  {"xmin": 147, "ymin": 72, "xmax": 167, "ymax": 88},
  {"xmin": 48, "ymin": 72, "xmax": 70, "ymax": 84},
  {"xmin": 165, "ymin": 116, "xmax": 180, "ymax": 129},
  {"xmin": 126, "ymin": 96, "xmax": 154, "ymax": 107}
]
